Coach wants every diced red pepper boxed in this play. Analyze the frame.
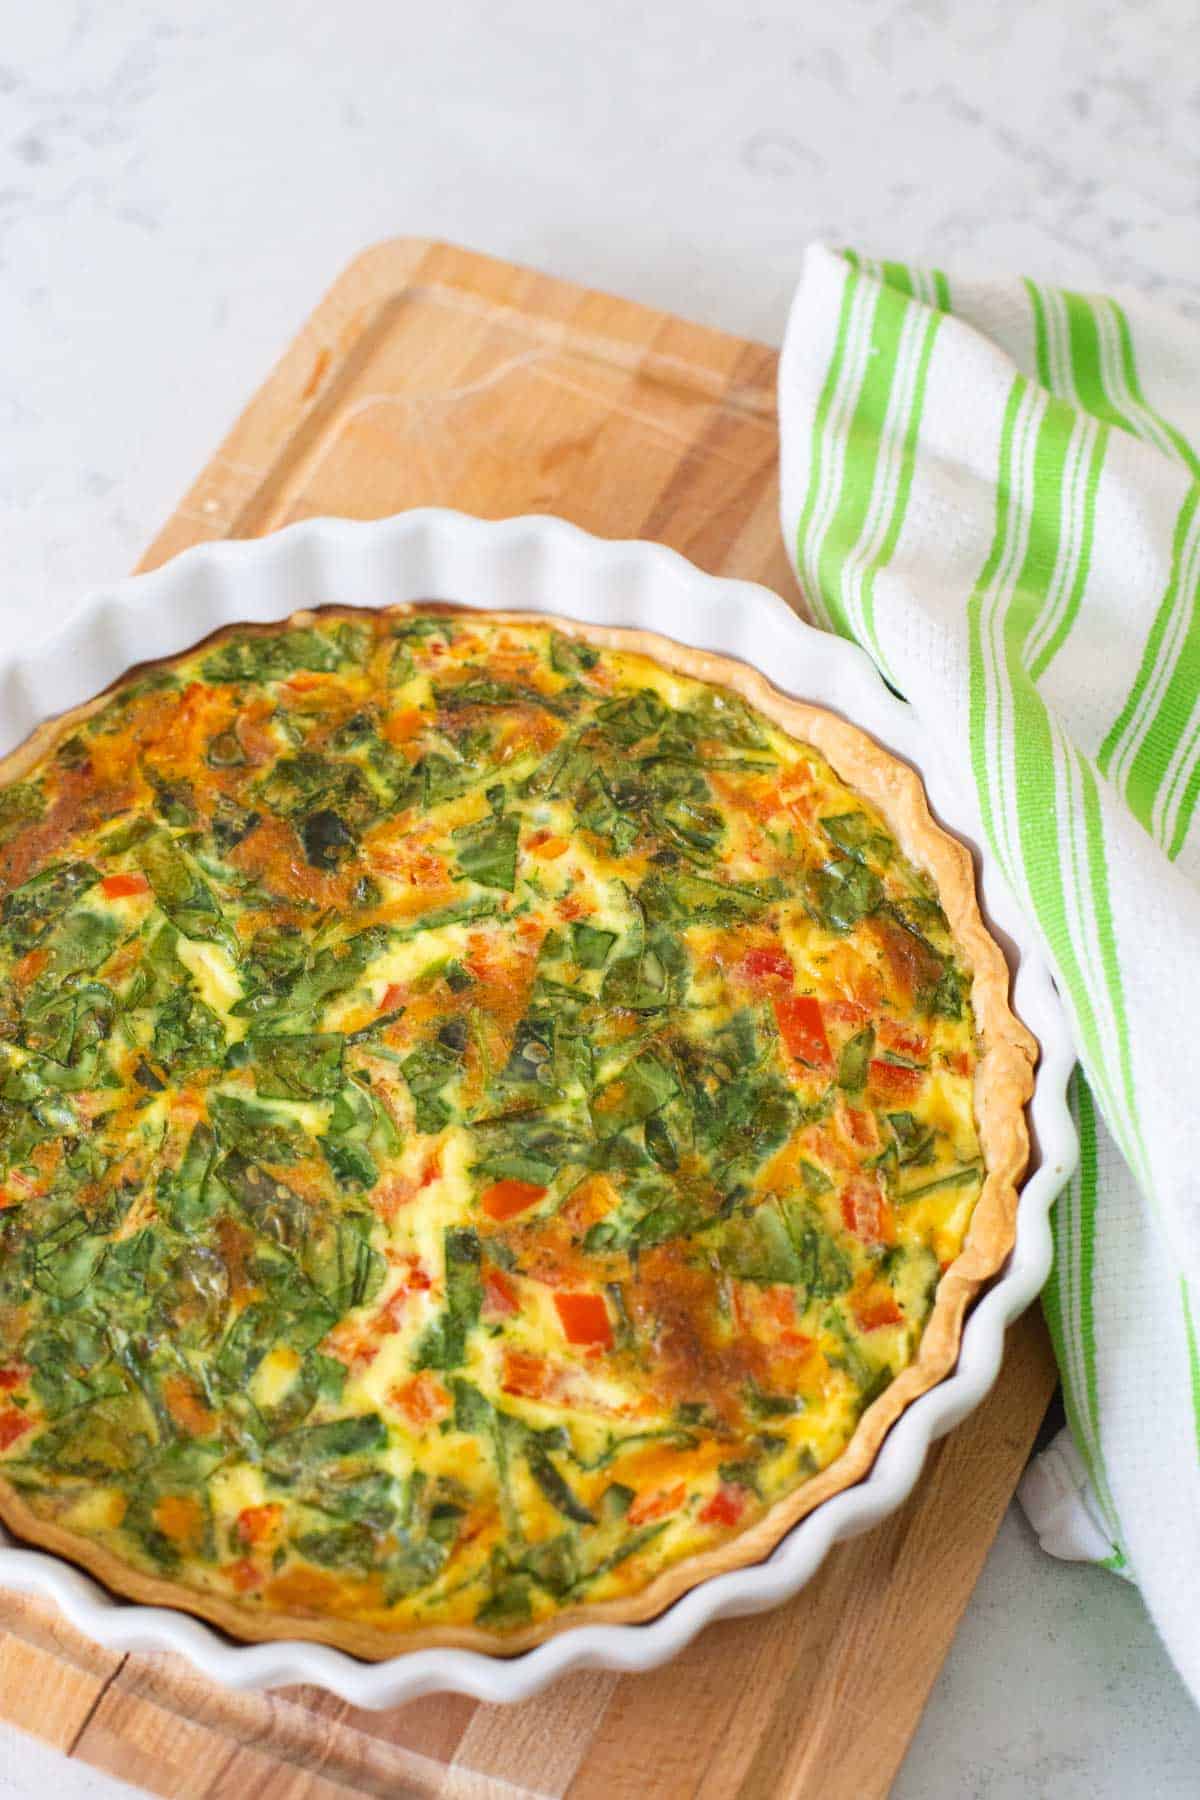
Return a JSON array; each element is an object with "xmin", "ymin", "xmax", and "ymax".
[
  {"xmin": 482, "ymin": 1266, "xmax": 520, "ymax": 1319},
  {"xmin": 379, "ymin": 982, "xmax": 407, "ymax": 1015},
  {"xmin": 480, "ymin": 1178, "xmax": 547, "ymax": 1222},
  {"xmin": 868, "ymin": 1059, "xmax": 923, "ymax": 1102},
  {"xmin": 235, "ymin": 1503, "xmax": 283, "ymax": 1547},
  {"xmin": 101, "ymin": 871, "xmax": 149, "ymax": 899},
  {"xmin": 841, "ymin": 1177, "xmax": 895, "ymax": 1246},
  {"xmin": 0, "ymin": 1407, "xmax": 30, "ymax": 1452},
  {"xmin": 876, "ymin": 1020, "xmax": 929, "ymax": 1061},
  {"xmin": 699, "ymin": 1484, "xmax": 749, "ymax": 1528},
  {"xmin": 501, "ymin": 1349, "xmax": 555, "ymax": 1400},
  {"xmin": 628, "ymin": 1483, "xmax": 688, "ymax": 1527},
  {"xmin": 227, "ymin": 1557, "xmax": 264, "ymax": 1594},
  {"xmin": 553, "ymin": 1291, "xmax": 613, "ymax": 1349},
  {"xmin": 773, "ymin": 993, "xmax": 832, "ymax": 1068},
  {"xmin": 0, "ymin": 1366, "xmax": 26, "ymax": 1391},
  {"xmin": 841, "ymin": 1106, "xmax": 880, "ymax": 1151},
  {"xmin": 741, "ymin": 945, "xmax": 794, "ymax": 985},
  {"xmin": 853, "ymin": 1291, "xmax": 904, "ymax": 1332}
]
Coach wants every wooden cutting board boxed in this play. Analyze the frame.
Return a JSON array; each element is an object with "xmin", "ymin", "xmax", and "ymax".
[{"xmin": 0, "ymin": 240, "xmax": 1058, "ymax": 1800}]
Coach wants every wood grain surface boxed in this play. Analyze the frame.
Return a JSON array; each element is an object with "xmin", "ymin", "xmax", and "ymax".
[{"xmin": 0, "ymin": 239, "xmax": 1058, "ymax": 1799}]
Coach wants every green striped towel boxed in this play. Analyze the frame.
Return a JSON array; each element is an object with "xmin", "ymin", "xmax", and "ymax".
[{"xmin": 780, "ymin": 245, "xmax": 1200, "ymax": 1704}]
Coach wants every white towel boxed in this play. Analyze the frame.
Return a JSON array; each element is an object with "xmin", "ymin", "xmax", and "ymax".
[{"xmin": 779, "ymin": 246, "xmax": 1200, "ymax": 1704}]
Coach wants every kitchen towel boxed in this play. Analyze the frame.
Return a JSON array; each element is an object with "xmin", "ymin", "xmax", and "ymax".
[{"xmin": 779, "ymin": 246, "xmax": 1200, "ymax": 1706}]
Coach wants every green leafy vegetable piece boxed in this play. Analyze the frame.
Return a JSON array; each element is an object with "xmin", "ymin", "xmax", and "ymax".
[
  {"xmin": 202, "ymin": 626, "xmax": 348, "ymax": 684},
  {"xmin": 1, "ymin": 862, "xmax": 98, "ymax": 953},
  {"xmin": 570, "ymin": 922, "xmax": 616, "ymax": 969},
  {"xmin": 160, "ymin": 1122, "xmax": 220, "ymax": 1231},
  {"xmin": 413, "ymin": 1229, "xmax": 482, "ymax": 1371},
  {"xmin": 898, "ymin": 1162, "xmax": 983, "ymax": 1202},
  {"xmin": 590, "ymin": 1053, "xmax": 677, "ymax": 1140},
  {"xmin": 820, "ymin": 812, "xmax": 894, "ymax": 865},
  {"xmin": 209, "ymin": 1094, "xmax": 311, "ymax": 1165},
  {"xmin": 549, "ymin": 631, "xmax": 599, "ymax": 674},
  {"xmin": 594, "ymin": 690, "xmax": 667, "ymax": 746},
  {"xmin": 251, "ymin": 1032, "xmax": 344, "ymax": 1100},
  {"xmin": 321, "ymin": 1136, "xmax": 378, "ymax": 1191},
  {"xmin": 138, "ymin": 832, "xmax": 236, "ymax": 956},
  {"xmin": 43, "ymin": 910, "xmax": 119, "ymax": 978},
  {"xmin": 0, "ymin": 781, "xmax": 43, "ymax": 846},
  {"xmin": 219, "ymin": 1150, "xmax": 310, "ymax": 1245},
  {"xmin": 837, "ymin": 1026, "xmax": 875, "ymax": 1093},
  {"xmin": 452, "ymin": 813, "xmax": 519, "ymax": 891},
  {"xmin": 401, "ymin": 1036, "xmax": 462, "ymax": 1135},
  {"xmin": 152, "ymin": 988, "xmax": 227, "ymax": 1073},
  {"xmin": 527, "ymin": 1449, "xmax": 596, "ymax": 1525},
  {"xmin": 807, "ymin": 857, "xmax": 882, "ymax": 933},
  {"xmin": 266, "ymin": 1412, "xmax": 388, "ymax": 1475}
]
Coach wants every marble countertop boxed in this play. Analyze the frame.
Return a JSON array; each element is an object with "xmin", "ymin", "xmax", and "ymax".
[{"xmin": 2, "ymin": 1, "xmax": 1199, "ymax": 1794}]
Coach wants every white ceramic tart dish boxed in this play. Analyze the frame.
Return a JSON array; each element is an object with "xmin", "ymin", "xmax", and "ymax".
[{"xmin": 0, "ymin": 512, "xmax": 1076, "ymax": 1704}]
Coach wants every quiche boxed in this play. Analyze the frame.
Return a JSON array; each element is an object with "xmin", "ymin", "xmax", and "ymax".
[{"xmin": 0, "ymin": 605, "xmax": 1034, "ymax": 1656}]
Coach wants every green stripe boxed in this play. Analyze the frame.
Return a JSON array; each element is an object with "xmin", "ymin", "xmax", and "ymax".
[
  {"xmin": 814, "ymin": 280, "xmax": 910, "ymax": 642},
  {"xmin": 1109, "ymin": 298, "xmax": 1200, "ymax": 476},
  {"xmin": 1073, "ymin": 1075, "xmax": 1122, "ymax": 1535},
  {"xmin": 1181, "ymin": 1278, "xmax": 1200, "ymax": 1467},
  {"xmin": 856, "ymin": 307, "xmax": 942, "ymax": 668},
  {"xmin": 1168, "ymin": 715, "xmax": 1200, "ymax": 861},
  {"xmin": 1042, "ymin": 1077, "xmax": 1122, "ymax": 1551},
  {"xmin": 1025, "ymin": 277, "xmax": 1053, "ymax": 390},
  {"xmin": 1062, "ymin": 292, "xmax": 1139, "ymax": 433},
  {"xmin": 968, "ymin": 379, "xmax": 1028, "ymax": 872},
  {"xmin": 1098, "ymin": 487, "xmax": 1200, "ymax": 842},
  {"xmin": 880, "ymin": 259, "xmax": 915, "ymax": 300},
  {"xmin": 1028, "ymin": 422, "xmax": 1106, "ymax": 682},
  {"xmin": 793, "ymin": 265, "xmax": 864, "ymax": 630},
  {"xmin": 1077, "ymin": 753, "xmax": 1147, "ymax": 1184}
]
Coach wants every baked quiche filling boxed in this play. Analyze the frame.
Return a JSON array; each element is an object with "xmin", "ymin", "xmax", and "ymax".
[{"xmin": 0, "ymin": 610, "xmax": 983, "ymax": 1638}]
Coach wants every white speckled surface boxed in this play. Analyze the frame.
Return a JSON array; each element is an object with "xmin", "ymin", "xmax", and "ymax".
[{"xmin": 2, "ymin": 2, "xmax": 1199, "ymax": 1794}]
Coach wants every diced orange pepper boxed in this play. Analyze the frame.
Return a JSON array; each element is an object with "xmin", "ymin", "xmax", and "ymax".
[
  {"xmin": 628, "ymin": 1483, "xmax": 687, "ymax": 1527},
  {"xmin": 383, "ymin": 706, "xmax": 426, "ymax": 744},
  {"xmin": 153, "ymin": 1493, "xmax": 204, "ymax": 1549},
  {"xmin": 529, "ymin": 832, "xmax": 569, "ymax": 861},
  {"xmin": 162, "ymin": 1375, "xmax": 217, "ymax": 1438},
  {"xmin": 391, "ymin": 1372, "xmax": 451, "ymax": 1428}
]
